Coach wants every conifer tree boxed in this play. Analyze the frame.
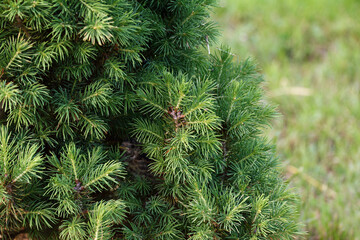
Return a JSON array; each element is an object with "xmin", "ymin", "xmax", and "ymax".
[{"xmin": 0, "ymin": 0, "xmax": 302, "ymax": 239}]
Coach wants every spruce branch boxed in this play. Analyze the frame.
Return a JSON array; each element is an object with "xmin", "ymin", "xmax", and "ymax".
[
  {"xmin": 24, "ymin": 203, "xmax": 56, "ymax": 230},
  {"xmin": 12, "ymin": 144, "xmax": 43, "ymax": 184},
  {"xmin": 3, "ymin": 35, "xmax": 33, "ymax": 74},
  {"xmin": 80, "ymin": 14, "xmax": 114, "ymax": 46},
  {"xmin": 0, "ymin": 81, "xmax": 22, "ymax": 112},
  {"xmin": 59, "ymin": 216, "xmax": 87, "ymax": 240}
]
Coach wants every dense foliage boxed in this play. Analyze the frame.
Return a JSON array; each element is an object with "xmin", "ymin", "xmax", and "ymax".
[{"xmin": 0, "ymin": 0, "xmax": 302, "ymax": 239}]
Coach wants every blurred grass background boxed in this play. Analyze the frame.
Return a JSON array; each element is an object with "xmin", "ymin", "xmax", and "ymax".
[{"xmin": 214, "ymin": 0, "xmax": 360, "ymax": 239}]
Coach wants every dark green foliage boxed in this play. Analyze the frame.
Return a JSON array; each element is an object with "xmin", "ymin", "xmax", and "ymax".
[
  {"xmin": 0, "ymin": 126, "xmax": 55, "ymax": 237},
  {"xmin": 0, "ymin": 0, "xmax": 302, "ymax": 239}
]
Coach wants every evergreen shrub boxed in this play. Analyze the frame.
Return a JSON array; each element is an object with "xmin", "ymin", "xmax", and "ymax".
[{"xmin": 0, "ymin": 0, "xmax": 302, "ymax": 239}]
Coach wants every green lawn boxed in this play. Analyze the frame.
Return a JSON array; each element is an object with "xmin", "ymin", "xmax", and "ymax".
[{"xmin": 214, "ymin": 0, "xmax": 360, "ymax": 239}]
